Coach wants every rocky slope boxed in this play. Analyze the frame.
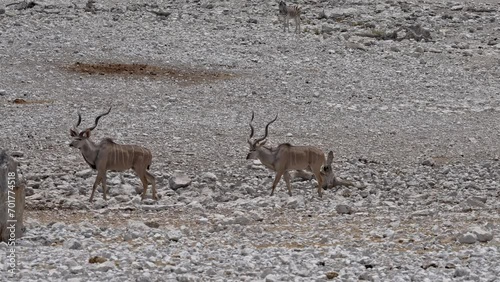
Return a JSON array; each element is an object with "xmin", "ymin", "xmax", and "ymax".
[{"xmin": 1, "ymin": 0, "xmax": 500, "ymax": 281}]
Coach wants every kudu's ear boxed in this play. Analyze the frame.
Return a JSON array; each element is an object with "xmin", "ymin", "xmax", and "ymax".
[
  {"xmin": 327, "ymin": 151, "xmax": 334, "ymax": 165},
  {"xmin": 80, "ymin": 129, "xmax": 91, "ymax": 138},
  {"xmin": 70, "ymin": 129, "xmax": 78, "ymax": 137},
  {"xmin": 259, "ymin": 139, "xmax": 267, "ymax": 146}
]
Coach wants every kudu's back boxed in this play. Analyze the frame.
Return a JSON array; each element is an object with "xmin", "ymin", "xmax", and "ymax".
[
  {"xmin": 99, "ymin": 139, "xmax": 152, "ymax": 171},
  {"xmin": 276, "ymin": 144, "xmax": 326, "ymax": 170}
]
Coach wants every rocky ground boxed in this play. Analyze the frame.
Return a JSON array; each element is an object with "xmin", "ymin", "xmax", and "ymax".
[{"xmin": 1, "ymin": 0, "xmax": 500, "ymax": 281}]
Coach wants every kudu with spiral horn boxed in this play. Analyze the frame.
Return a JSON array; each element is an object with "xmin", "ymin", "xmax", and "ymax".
[
  {"xmin": 69, "ymin": 107, "xmax": 157, "ymax": 202},
  {"xmin": 246, "ymin": 111, "xmax": 329, "ymax": 198}
]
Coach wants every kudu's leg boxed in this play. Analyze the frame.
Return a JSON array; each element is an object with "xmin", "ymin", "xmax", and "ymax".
[
  {"xmin": 135, "ymin": 168, "xmax": 148, "ymax": 200},
  {"xmin": 284, "ymin": 171, "xmax": 293, "ymax": 196},
  {"xmin": 146, "ymin": 171, "xmax": 157, "ymax": 200},
  {"xmin": 283, "ymin": 15, "xmax": 288, "ymax": 32},
  {"xmin": 89, "ymin": 172, "xmax": 104, "ymax": 202},
  {"xmin": 271, "ymin": 171, "xmax": 284, "ymax": 196},
  {"xmin": 139, "ymin": 173, "xmax": 149, "ymax": 200},
  {"xmin": 101, "ymin": 173, "xmax": 108, "ymax": 200},
  {"xmin": 133, "ymin": 167, "xmax": 149, "ymax": 200},
  {"xmin": 312, "ymin": 168, "xmax": 324, "ymax": 198}
]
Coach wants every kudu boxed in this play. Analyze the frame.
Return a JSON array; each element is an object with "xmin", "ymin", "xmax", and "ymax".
[
  {"xmin": 246, "ymin": 112, "xmax": 329, "ymax": 198},
  {"xmin": 69, "ymin": 107, "xmax": 157, "ymax": 202},
  {"xmin": 278, "ymin": 1, "xmax": 301, "ymax": 34}
]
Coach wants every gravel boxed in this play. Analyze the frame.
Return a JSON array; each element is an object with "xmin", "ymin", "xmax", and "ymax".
[{"xmin": 1, "ymin": 0, "xmax": 500, "ymax": 281}]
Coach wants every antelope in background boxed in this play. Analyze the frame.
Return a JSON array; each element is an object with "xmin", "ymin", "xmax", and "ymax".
[
  {"xmin": 69, "ymin": 107, "xmax": 157, "ymax": 202},
  {"xmin": 246, "ymin": 111, "xmax": 328, "ymax": 197},
  {"xmin": 278, "ymin": 1, "xmax": 302, "ymax": 33}
]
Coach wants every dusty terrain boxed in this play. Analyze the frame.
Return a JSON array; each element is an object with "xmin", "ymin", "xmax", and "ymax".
[{"xmin": 1, "ymin": 0, "xmax": 500, "ymax": 281}]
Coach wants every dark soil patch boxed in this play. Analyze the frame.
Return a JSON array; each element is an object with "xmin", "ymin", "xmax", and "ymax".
[
  {"xmin": 13, "ymin": 98, "xmax": 53, "ymax": 104},
  {"xmin": 64, "ymin": 62, "xmax": 236, "ymax": 85}
]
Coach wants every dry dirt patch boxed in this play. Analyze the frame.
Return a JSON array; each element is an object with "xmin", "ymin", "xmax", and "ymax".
[
  {"xmin": 12, "ymin": 98, "xmax": 53, "ymax": 104},
  {"xmin": 63, "ymin": 62, "xmax": 236, "ymax": 85}
]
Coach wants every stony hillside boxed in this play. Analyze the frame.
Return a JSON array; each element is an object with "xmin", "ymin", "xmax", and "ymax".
[{"xmin": 1, "ymin": 0, "xmax": 500, "ymax": 281}]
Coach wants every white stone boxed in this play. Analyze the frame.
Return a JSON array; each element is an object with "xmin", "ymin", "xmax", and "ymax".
[
  {"xmin": 63, "ymin": 239, "xmax": 82, "ymax": 250},
  {"xmin": 95, "ymin": 261, "xmax": 115, "ymax": 272},
  {"xmin": 75, "ymin": 169, "xmax": 93, "ymax": 178},
  {"xmin": 169, "ymin": 172, "xmax": 192, "ymax": 190},
  {"xmin": 470, "ymin": 227, "xmax": 493, "ymax": 242},
  {"xmin": 458, "ymin": 232, "xmax": 477, "ymax": 244},
  {"xmin": 201, "ymin": 172, "xmax": 218, "ymax": 182},
  {"xmin": 336, "ymin": 204, "xmax": 353, "ymax": 215},
  {"xmin": 167, "ymin": 230, "xmax": 183, "ymax": 241},
  {"xmin": 450, "ymin": 5, "xmax": 463, "ymax": 11}
]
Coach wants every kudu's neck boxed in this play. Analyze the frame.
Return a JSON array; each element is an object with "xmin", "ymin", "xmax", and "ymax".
[
  {"xmin": 80, "ymin": 139, "xmax": 100, "ymax": 168},
  {"xmin": 256, "ymin": 146, "xmax": 277, "ymax": 170}
]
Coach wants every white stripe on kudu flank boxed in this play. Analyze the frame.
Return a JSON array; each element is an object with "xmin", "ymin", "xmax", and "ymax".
[
  {"xmin": 113, "ymin": 146, "xmax": 117, "ymax": 167},
  {"xmin": 121, "ymin": 146, "xmax": 125, "ymax": 167}
]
